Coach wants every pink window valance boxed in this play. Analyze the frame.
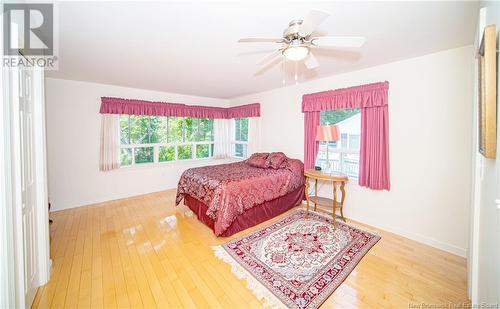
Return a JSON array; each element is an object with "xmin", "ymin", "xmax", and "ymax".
[
  {"xmin": 226, "ymin": 103, "xmax": 260, "ymax": 118},
  {"xmin": 302, "ymin": 81, "xmax": 389, "ymax": 112},
  {"xmin": 99, "ymin": 97, "xmax": 260, "ymax": 119}
]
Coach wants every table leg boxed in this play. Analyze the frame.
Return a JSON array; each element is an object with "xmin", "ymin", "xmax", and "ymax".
[
  {"xmin": 305, "ymin": 176, "xmax": 310, "ymax": 217},
  {"xmin": 333, "ymin": 181, "xmax": 337, "ymax": 228},
  {"xmin": 340, "ymin": 181, "xmax": 346, "ymax": 222},
  {"xmin": 314, "ymin": 179, "xmax": 318, "ymax": 211}
]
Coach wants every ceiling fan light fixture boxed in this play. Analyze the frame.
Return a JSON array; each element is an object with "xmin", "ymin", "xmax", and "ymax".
[{"xmin": 282, "ymin": 45, "xmax": 309, "ymax": 61}]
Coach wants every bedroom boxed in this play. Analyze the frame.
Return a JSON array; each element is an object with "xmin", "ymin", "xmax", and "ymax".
[{"xmin": 0, "ymin": 1, "xmax": 498, "ymax": 308}]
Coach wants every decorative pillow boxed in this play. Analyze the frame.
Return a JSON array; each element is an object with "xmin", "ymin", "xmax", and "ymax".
[
  {"xmin": 284, "ymin": 158, "xmax": 304, "ymax": 174},
  {"xmin": 279, "ymin": 159, "xmax": 290, "ymax": 169},
  {"xmin": 266, "ymin": 152, "xmax": 288, "ymax": 169},
  {"xmin": 246, "ymin": 152, "xmax": 269, "ymax": 168}
]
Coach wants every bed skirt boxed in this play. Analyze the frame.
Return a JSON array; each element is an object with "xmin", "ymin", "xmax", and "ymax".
[{"xmin": 183, "ymin": 185, "xmax": 305, "ymax": 237}]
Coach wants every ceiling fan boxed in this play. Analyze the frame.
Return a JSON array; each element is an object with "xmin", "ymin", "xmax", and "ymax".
[{"xmin": 238, "ymin": 9, "xmax": 366, "ymax": 70}]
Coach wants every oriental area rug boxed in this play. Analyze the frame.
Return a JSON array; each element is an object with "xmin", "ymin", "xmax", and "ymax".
[{"xmin": 213, "ymin": 210, "xmax": 380, "ymax": 309}]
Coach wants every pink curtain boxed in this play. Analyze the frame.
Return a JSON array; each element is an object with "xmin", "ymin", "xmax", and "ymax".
[
  {"xmin": 304, "ymin": 111, "xmax": 320, "ymax": 169},
  {"xmin": 100, "ymin": 97, "xmax": 260, "ymax": 119},
  {"xmin": 359, "ymin": 106, "xmax": 390, "ymax": 190},
  {"xmin": 302, "ymin": 81, "xmax": 390, "ymax": 190}
]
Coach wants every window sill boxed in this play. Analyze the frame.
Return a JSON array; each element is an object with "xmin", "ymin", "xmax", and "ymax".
[
  {"xmin": 231, "ymin": 156, "xmax": 246, "ymax": 160},
  {"xmin": 117, "ymin": 157, "xmax": 229, "ymax": 171}
]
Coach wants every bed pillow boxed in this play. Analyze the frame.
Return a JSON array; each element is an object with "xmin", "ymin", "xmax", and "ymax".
[
  {"xmin": 266, "ymin": 152, "xmax": 288, "ymax": 169},
  {"xmin": 246, "ymin": 152, "xmax": 269, "ymax": 168}
]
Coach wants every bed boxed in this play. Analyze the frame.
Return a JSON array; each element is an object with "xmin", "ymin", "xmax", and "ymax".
[{"xmin": 175, "ymin": 153, "xmax": 305, "ymax": 236}]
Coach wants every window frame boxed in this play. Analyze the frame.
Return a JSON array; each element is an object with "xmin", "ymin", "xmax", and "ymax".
[
  {"xmin": 231, "ymin": 117, "xmax": 249, "ymax": 159},
  {"xmin": 317, "ymin": 109, "xmax": 361, "ymax": 179},
  {"xmin": 119, "ymin": 115, "xmax": 215, "ymax": 167},
  {"xmin": 348, "ymin": 134, "xmax": 360, "ymax": 150},
  {"xmin": 318, "ymin": 143, "xmax": 360, "ymax": 180}
]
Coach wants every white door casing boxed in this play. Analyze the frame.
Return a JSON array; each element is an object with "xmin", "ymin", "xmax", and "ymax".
[
  {"xmin": 3, "ymin": 64, "xmax": 50, "ymax": 308},
  {"xmin": 2, "ymin": 60, "xmax": 50, "ymax": 308},
  {"xmin": 19, "ymin": 68, "xmax": 38, "ymax": 306},
  {"xmin": 0, "ymin": 16, "xmax": 50, "ymax": 308}
]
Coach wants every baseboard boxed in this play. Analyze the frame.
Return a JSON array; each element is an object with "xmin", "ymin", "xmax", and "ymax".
[
  {"xmin": 382, "ymin": 225, "xmax": 467, "ymax": 257},
  {"xmin": 49, "ymin": 188, "xmax": 177, "ymax": 212},
  {"xmin": 299, "ymin": 202, "xmax": 467, "ymax": 258}
]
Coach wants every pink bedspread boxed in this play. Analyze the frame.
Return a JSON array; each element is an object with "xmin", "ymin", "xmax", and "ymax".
[{"xmin": 175, "ymin": 159, "xmax": 304, "ymax": 236}]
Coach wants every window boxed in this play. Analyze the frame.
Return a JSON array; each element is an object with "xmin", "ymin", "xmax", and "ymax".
[
  {"xmin": 317, "ymin": 109, "xmax": 360, "ymax": 178},
  {"xmin": 341, "ymin": 133, "xmax": 348, "ymax": 149},
  {"xmin": 119, "ymin": 115, "xmax": 214, "ymax": 166},
  {"xmin": 232, "ymin": 117, "xmax": 248, "ymax": 158},
  {"xmin": 349, "ymin": 134, "xmax": 360, "ymax": 150}
]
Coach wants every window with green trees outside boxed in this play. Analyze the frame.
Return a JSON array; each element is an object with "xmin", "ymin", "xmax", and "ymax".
[
  {"xmin": 232, "ymin": 118, "xmax": 248, "ymax": 158},
  {"xmin": 119, "ymin": 115, "xmax": 214, "ymax": 166},
  {"xmin": 317, "ymin": 109, "xmax": 360, "ymax": 178}
]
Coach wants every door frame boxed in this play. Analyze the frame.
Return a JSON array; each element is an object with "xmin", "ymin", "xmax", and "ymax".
[
  {"xmin": 468, "ymin": 7, "xmax": 486, "ymax": 303},
  {"xmin": 0, "ymin": 66, "xmax": 17, "ymax": 309},
  {"xmin": 32, "ymin": 65, "xmax": 51, "ymax": 288},
  {"xmin": 0, "ymin": 65, "xmax": 50, "ymax": 308}
]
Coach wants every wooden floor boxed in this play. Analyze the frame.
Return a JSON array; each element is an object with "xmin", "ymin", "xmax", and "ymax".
[{"xmin": 33, "ymin": 189, "xmax": 469, "ymax": 308}]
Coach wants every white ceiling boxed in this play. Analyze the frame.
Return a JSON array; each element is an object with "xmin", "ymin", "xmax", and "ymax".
[{"xmin": 47, "ymin": 1, "xmax": 478, "ymax": 99}]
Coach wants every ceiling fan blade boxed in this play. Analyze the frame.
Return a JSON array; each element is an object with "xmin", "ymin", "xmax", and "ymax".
[
  {"xmin": 237, "ymin": 48, "xmax": 281, "ymax": 56},
  {"xmin": 312, "ymin": 36, "xmax": 366, "ymax": 48},
  {"xmin": 254, "ymin": 57, "xmax": 282, "ymax": 76},
  {"xmin": 304, "ymin": 52, "xmax": 319, "ymax": 70},
  {"xmin": 310, "ymin": 48, "xmax": 361, "ymax": 62},
  {"xmin": 258, "ymin": 49, "xmax": 283, "ymax": 65},
  {"xmin": 298, "ymin": 9, "xmax": 330, "ymax": 37},
  {"xmin": 238, "ymin": 37, "xmax": 284, "ymax": 43}
]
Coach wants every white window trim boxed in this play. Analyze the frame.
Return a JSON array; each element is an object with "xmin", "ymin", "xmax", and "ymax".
[
  {"xmin": 119, "ymin": 114, "xmax": 215, "ymax": 167},
  {"xmin": 230, "ymin": 141, "xmax": 248, "ymax": 159},
  {"xmin": 318, "ymin": 146, "xmax": 360, "ymax": 179},
  {"xmin": 120, "ymin": 141, "xmax": 215, "ymax": 166},
  {"xmin": 328, "ymin": 148, "xmax": 359, "ymax": 155},
  {"xmin": 118, "ymin": 157, "xmax": 216, "ymax": 171},
  {"xmin": 319, "ymin": 109, "xmax": 361, "ymax": 179},
  {"xmin": 231, "ymin": 118, "xmax": 249, "ymax": 159}
]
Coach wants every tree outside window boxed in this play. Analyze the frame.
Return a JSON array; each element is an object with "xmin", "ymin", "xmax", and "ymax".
[
  {"xmin": 119, "ymin": 115, "xmax": 214, "ymax": 166},
  {"xmin": 233, "ymin": 118, "xmax": 248, "ymax": 158},
  {"xmin": 317, "ymin": 109, "xmax": 360, "ymax": 178}
]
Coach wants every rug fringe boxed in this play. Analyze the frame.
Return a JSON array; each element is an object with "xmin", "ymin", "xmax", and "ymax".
[{"xmin": 212, "ymin": 245, "xmax": 286, "ymax": 309}]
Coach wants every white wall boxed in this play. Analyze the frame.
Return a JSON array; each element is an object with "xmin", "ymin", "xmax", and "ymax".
[
  {"xmin": 45, "ymin": 78, "xmax": 230, "ymax": 211},
  {"xmin": 470, "ymin": 2, "xmax": 500, "ymax": 303},
  {"xmin": 230, "ymin": 46, "xmax": 474, "ymax": 257},
  {"xmin": 46, "ymin": 46, "xmax": 475, "ymax": 257}
]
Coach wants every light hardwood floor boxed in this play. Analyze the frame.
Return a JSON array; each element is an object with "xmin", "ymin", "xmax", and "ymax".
[{"xmin": 33, "ymin": 189, "xmax": 469, "ymax": 308}]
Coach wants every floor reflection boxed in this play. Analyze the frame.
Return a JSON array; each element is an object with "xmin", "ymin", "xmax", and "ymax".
[{"xmin": 159, "ymin": 215, "xmax": 177, "ymax": 228}]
